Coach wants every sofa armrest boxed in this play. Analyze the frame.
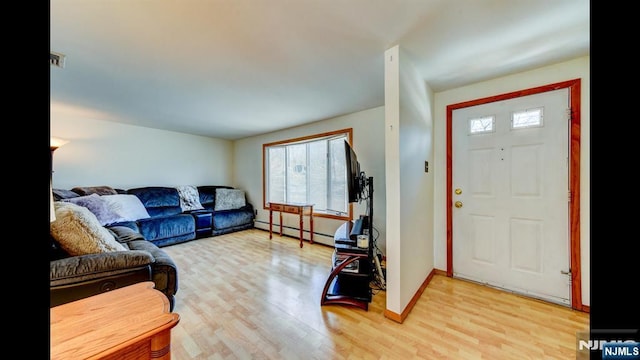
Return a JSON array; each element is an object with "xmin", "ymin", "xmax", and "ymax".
[
  {"xmin": 107, "ymin": 225, "xmax": 147, "ymax": 243},
  {"xmin": 50, "ymin": 250, "xmax": 154, "ymax": 283},
  {"xmin": 127, "ymin": 240, "xmax": 178, "ymax": 298},
  {"xmin": 50, "ymin": 250, "xmax": 154, "ymax": 308}
]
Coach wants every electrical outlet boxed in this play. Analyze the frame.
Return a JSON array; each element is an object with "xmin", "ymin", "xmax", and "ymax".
[{"xmin": 424, "ymin": 161, "xmax": 429, "ymax": 173}]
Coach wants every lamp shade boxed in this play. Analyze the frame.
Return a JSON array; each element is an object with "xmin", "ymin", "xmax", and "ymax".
[{"xmin": 51, "ymin": 137, "xmax": 69, "ymax": 151}]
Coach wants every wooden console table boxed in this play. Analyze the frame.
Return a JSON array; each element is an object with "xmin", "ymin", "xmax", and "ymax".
[
  {"xmin": 50, "ymin": 282, "xmax": 180, "ymax": 360},
  {"xmin": 268, "ymin": 202, "xmax": 314, "ymax": 247}
]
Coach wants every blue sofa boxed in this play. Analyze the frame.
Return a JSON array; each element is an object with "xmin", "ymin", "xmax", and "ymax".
[
  {"xmin": 197, "ymin": 186, "xmax": 256, "ymax": 236},
  {"xmin": 125, "ymin": 186, "xmax": 255, "ymax": 246},
  {"xmin": 53, "ymin": 185, "xmax": 255, "ymax": 247},
  {"xmin": 125, "ymin": 187, "xmax": 198, "ymax": 247}
]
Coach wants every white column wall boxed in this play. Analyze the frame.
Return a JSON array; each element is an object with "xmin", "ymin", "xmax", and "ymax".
[{"xmin": 385, "ymin": 45, "xmax": 435, "ymax": 315}]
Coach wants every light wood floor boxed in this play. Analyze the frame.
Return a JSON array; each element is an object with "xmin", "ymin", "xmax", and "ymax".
[{"xmin": 162, "ymin": 228, "xmax": 589, "ymax": 359}]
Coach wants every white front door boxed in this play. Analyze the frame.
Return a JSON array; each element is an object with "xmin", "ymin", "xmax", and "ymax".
[{"xmin": 452, "ymin": 88, "xmax": 571, "ymax": 305}]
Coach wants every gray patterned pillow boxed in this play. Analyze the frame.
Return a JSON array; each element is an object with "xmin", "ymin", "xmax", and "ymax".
[
  {"xmin": 101, "ymin": 194, "xmax": 151, "ymax": 221},
  {"xmin": 62, "ymin": 193, "xmax": 125, "ymax": 225},
  {"xmin": 214, "ymin": 189, "xmax": 246, "ymax": 211},
  {"xmin": 176, "ymin": 185, "xmax": 204, "ymax": 211}
]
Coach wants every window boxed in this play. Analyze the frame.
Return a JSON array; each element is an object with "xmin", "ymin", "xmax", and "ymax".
[
  {"xmin": 469, "ymin": 116, "xmax": 495, "ymax": 134},
  {"xmin": 263, "ymin": 129, "xmax": 352, "ymax": 220},
  {"xmin": 511, "ymin": 107, "xmax": 544, "ymax": 129}
]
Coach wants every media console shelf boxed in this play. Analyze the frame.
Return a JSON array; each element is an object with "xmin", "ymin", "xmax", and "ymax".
[{"xmin": 321, "ymin": 220, "xmax": 372, "ymax": 310}]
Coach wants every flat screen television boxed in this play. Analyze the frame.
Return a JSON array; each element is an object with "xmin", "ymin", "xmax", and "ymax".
[{"xmin": 344, "ymin": 140, "xmax": 362, "ymax": 203}]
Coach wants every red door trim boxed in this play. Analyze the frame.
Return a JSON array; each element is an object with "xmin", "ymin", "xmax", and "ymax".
[{"xmin": 445, "ymin": 79, "xmax": 583, "ymax": 311}]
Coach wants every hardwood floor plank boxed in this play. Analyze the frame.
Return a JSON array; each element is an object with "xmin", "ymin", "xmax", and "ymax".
[{"xmin": 163, "ymin": 229, "xmax": 588, "ymax": 359}]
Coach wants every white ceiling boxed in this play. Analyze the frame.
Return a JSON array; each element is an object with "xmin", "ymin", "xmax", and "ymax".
[{"xmin": 50, "ymin": 0, "xmax": 590, "ymax": 140}]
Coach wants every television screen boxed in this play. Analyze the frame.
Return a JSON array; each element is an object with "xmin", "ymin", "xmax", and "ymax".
[{"xmin": 344, "ymin": 140, "xmax": 361, "ymax": 203}]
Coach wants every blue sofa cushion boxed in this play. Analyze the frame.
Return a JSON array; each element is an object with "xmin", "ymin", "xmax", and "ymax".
[
  {"xmin": 128, "ymin": 187, "xmax": 183, "ymax": 217},
  {"xmin": 136, "ymin": 214, "xmax": 195, "ymax": 245},
  {"xmin": 213, "ymin": 205, "xmax": 254, "ymax": 230}
]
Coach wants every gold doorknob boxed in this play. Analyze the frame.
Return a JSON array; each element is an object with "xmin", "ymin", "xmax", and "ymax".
[
  {"xmin": 454, "ymin": 201, "xmax": 463, "ymax": 208},
  {"xmin": 455, "ymin": 188, "xmax": 462, "ymax": 195}
]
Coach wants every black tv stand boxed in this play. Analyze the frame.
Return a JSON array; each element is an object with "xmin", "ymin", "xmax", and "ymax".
[{"xmin": 321, "ymin": 177, "xmax": 374, "ymax": 310}]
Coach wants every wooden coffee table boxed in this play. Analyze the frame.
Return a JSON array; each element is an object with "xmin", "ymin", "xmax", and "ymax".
[{"xmin": 50, "ymin": 281, "xmax": 180, "ymax": 360}]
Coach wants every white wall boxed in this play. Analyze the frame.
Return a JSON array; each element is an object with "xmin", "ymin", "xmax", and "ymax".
[
  {"xmin": 432, "ymin": 56, "xmax": 590, "ymax": 306},
  {"xmin": 385, "ymin": 45, "xmax": 435, "ymax": 315},
  {"xmin": 233, "ymin": 106, "xmax": 386, "ymax": 250},
  {"xmin": 50, "ymin": 103, "xmax": 234, "ymax": 190}
]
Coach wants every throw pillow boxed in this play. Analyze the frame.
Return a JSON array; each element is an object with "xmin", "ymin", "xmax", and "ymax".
[
  {"xmin": 50, "ymin": 202, "xmax": 127, "ymax": 255},
  {"xmin": 101, "ymin": 194, "xmax": 151, "ymax": 221},
  {"xmin": 71, "ymin": 185, "xmax": 119, "ymax": 196},
  {"xmin": 52, "ymin": 188, "xmax": 80, "ymax": 201},
  {"xmin": 214, "ymin": 188, "xmax": 246, "ymax": 211},
  {"xmin": 62, "ymin": 193, "xmax": 125, "ymax": 226},
  {"xmin": 176, "ymin": 185, "xmax": 204, "ymax": 211}
]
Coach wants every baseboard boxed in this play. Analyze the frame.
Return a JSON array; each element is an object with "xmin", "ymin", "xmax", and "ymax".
[
  {"xmin": 384, "ymin": 268, "xmax": 439, "ymax": 324},
  {"xmin": 253, "ymin": 221, "xmax": 335, "ymax": 246}
]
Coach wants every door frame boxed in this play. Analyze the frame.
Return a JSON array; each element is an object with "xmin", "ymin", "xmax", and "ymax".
[{"xmin": 445, "ymin": 79, "xmax": 583, "ymax": 311}]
